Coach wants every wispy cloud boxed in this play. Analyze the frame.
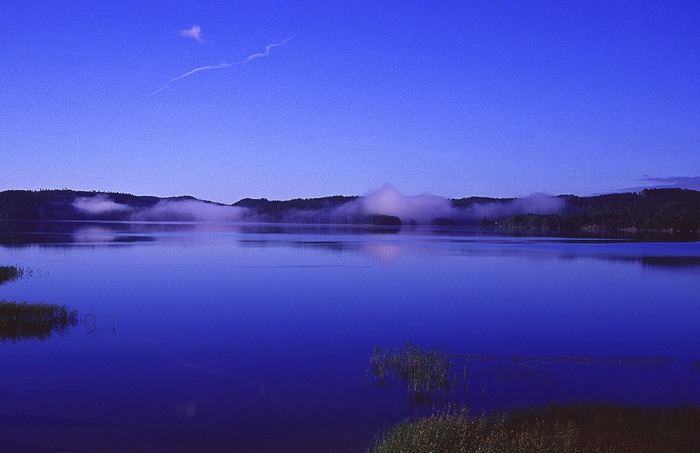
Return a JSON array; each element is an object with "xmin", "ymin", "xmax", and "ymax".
[
  {"xmin": 641, "ymin": 176, "xmax": 700, "ymax": 190},
  {"xmin": 151, "ymin": 37, "xmax": 293, "ymax": 96},
  {"xmin": 180, "ymin": 25, "xmax": 204, "ymax": 43},
  {"xmin": 239, "ymin": 37, "xmax": 293, "ymax": 63},
  {"xmin": 150, "ymin": 63, "xmax": 233, "ymax": 95}
]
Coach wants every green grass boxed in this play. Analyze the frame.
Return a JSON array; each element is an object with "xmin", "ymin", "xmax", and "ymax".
[
  {"xmin": 0, "ymin": 301, "xmax": 78, "ymax": 343},
  {"xmin": 369, "ymin": 403, "xmax": 700, "ymax": 452},
  {"xmin": 0, "ymin": 265, "xmax": 23, "ymax": 285}
]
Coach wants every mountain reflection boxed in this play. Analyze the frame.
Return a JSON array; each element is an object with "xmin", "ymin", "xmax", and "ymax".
[
  {"xmin": 640, "ymin": 256, "xmax": 700, "ymax": 269},
  {"xmin": 3, "ymin": 221, "xmax": 700, "ymax": 273}
]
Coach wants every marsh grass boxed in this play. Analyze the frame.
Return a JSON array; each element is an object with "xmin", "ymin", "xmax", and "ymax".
[
  {"xmin": 370, "ymin": 342, "xmax": 452, "ymax": 405},
  {"xmin": 0, "ymin": 265, "xmax": 23, "ymax": 285},
  {"xmin": 369, "ymin": 344, "xmax": 700, "ymax": 450},
  {"xmin": 369, "ymin": 403, "xmax": 700, "ymax": 452},
  {"xmin": 369, "ymin": 343, "xmax": 689, "ymax": 408},
  {"xmin": 0, "ymin": 301, "xmax": 78, "ymax": 343}
]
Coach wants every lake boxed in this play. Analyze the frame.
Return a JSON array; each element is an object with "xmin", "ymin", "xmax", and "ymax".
[{"xmin": 1, "ymin": 221, "xmax": 699, "ymax": 452}]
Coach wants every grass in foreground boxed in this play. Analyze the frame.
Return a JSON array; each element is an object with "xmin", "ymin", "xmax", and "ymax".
[
  {"xmin": 0, "ymin": 301, "xmax": 78, "ymax": 343},
  {"xmin": 369, "ymin": 403, "xmax": 700, "ymax": 452}
]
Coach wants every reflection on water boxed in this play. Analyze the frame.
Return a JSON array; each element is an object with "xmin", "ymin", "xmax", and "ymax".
[
  {"xmin": 3, "ymin": 221, "xmax": 700, "ymax": 273},
  {"xmin": 640, "ymin": 256, "xmax": 700, "ymax": 269},
  {"xmin": 1, "ymin": 221, "xmax": 401, "ymax": 246},
  {"xmin": 0, "ymin": 221, "xmax": 699, "ymax": 451}
]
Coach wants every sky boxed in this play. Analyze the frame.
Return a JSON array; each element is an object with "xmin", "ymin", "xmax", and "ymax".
[{"xmin": 1, "ymin": 1, "xmax": 698, "ymax": 203}]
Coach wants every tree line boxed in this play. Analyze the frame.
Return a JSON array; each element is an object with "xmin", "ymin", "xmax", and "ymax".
[{"xmin": 499, "ymin": 189, "xmax": 700, "ymax": 233}]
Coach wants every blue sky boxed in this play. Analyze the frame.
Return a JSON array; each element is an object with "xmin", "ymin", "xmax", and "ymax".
[{"xmin": 2, "ymin": 1, "xmax": 698, "ymax": 202}]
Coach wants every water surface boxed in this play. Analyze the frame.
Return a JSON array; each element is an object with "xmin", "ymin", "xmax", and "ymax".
[{"xmin": 1, "ymin": 222, "xmax": 699, "ymax": 451}]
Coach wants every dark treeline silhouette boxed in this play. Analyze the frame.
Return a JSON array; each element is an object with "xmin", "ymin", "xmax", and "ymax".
[
  {"xmin": 234, "ymin": 197, "xmax": 401, "ymax": 226},
  {"xmin": 500, "ymin": 189, "xmax": 700, "ymax": 233},
  {"xmin": 1, "ymin": 188, "xmax": 699, "ymax": 233},
  {"xmin": 233, "ymin": 195, "xmax": 358, "ymax": 212},
  {"xmin": 0, "ymin": 189, "xmax": 225, "ymax": 221},
  {"xmin": 451, "ymin": 195, "xmax": 517, "ymax": 207},
  {"xmin": 234, "ymin": 195, "xmax": 357, "ymax": 222}
]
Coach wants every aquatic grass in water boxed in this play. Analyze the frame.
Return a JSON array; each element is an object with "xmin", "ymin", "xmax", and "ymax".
[
  {"xmin": 369, "ymin": 403, "xmax": 700, "ymax": 452},
  {"xmin": 0, "ymin": 265, "xmax": 23, "ymax": 285},
  {"xmin": 371, "ymin": 344, "xmax": 693, "ymax": 408},
  {"xmin": 0, "ymin": 301, "xmax": 78, "ymax": 343},
  {"xmin": 370, "ymin": 342, "xmax": 452, "ymax": 404}
]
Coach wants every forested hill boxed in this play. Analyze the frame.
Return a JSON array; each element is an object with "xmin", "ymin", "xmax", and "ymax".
[
  {"xmin": 0, "ymin": 190, "xmax": 363, "ymax": 223},
  {"xmin": 1, "ymin": 188, "xmax": 699, "ymax": 233},
  {"xmin": 500, "ymin": 189, "xmax": 700, "ymax": 233},
  {"xmin": 233, "ymin": 196, "xmax": 358, "ymax": 222},
  {"xmin": 0, "ymin": 190, "xmax": 217, "ymax": 221}
]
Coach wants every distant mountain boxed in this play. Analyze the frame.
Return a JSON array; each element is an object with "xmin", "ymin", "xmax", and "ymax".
[{"xmin": 1, "ymin": 188, "xmax": 699, "ymax": 234}]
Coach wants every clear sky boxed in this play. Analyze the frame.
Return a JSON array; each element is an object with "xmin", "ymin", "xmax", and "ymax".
[{"xmin": 2, "ymin": 1, "xmax": 698, "ymax": 202}]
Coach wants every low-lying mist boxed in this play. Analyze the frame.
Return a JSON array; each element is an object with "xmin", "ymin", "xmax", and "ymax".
[
  {"xmin": 338, "ymin": 185, "xmax": 565, "ymax": 225},
  {"xmin": 333, "ymin": 185, "xmax": 453, "ymax": 225},
  {"xmin": 71, "ymin": 185, "xmax": 566, "ymax": 226},
  {"xmin": 72, "ymin": 194, "xmax": 247, "ymax": 222}
]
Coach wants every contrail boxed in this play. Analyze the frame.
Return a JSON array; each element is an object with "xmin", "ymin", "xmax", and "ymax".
[
  {"xmin": 150, "ymin": 62, "xmax": 233, "ymax": 95},
  {"xmin": 150, "ymin": 37, "xmax": 293, "ymax": 96},
  {"xmin": 240, "ymin": 37, "xmax": 293, "ymax": 63}
]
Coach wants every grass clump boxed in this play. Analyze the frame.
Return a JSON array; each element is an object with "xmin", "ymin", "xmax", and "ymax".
[
  {"xmin": 370, "ymin": 407, "xmax": 577, "ymax": 453},
  {"xmin": 370, "ymin": 342, "xmax": 452, "ymax": 404},
  {"xmin": 369, "ymin": 403, "xmax": 700, "ymax": 452},
  {"xmin": 0, "ymin": 265, "xmax": 23, "ymax": 285},
  {"xmin": 0, "ymin": 301, "xmax": 78, "ymax": 343}
]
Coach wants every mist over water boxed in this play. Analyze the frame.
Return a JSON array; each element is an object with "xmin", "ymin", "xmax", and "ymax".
[
  {"xmin": 332, "ymin": 185, "xmax": 565, "ymax": 224},
  {"xmin": 72, "ymin": 194, "xmax": 131, "ymax": 215},
  {"xmin": 466, "ymin": 192, "xmax": 567, "ymax": 219},
  {"xmin": 71, "ymin": 185, "xmax": 565, "ymax": 224},
  {"xmin": 334, "ymin": 185, "xmax": 453, "ymax": 224},
  {"xmin": 72, "ymin": 195, "xmax": 247, "ymax": 222},
  {"xmin": 129, "ymin": 199, "xmax": 247, "ymax": 222}
]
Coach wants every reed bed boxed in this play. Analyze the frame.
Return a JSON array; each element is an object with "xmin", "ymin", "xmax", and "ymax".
[
  {"xmin": 0, "ymin": 265, "xmax": 23, "ymax": 285},
  {"xmin": 0, "ymin": 301, "xmax": 78, "ymax": 342},
  {"xmin": 370, "ymin": 342, "xmax": 452, "ymax": 396},
  {"xmin": 369, "ymin": 403, "xmax": 700, "ymax": 452}
]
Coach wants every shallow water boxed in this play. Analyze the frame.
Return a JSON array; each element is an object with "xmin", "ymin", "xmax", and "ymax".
[{"xmin": 1, "ymin": 222, "xmax": 699, "ymax": 451}]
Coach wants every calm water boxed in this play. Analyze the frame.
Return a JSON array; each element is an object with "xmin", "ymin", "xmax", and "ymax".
[{"xmin": 1, "ymin": 222, "xmax": 699, "ymax": 452}]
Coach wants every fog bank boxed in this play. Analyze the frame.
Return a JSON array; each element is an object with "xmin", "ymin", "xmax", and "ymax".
[
  {"xmin": 332, "ymin": 185, "xmax": 565, "ymax": 224},
  {"xmin": 72, "ymin": 196, "xmax": 247, "ymax": 222},
  {"xmin": 72, "ymin": 187, "xmax": 566, "ymax": 225}
]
